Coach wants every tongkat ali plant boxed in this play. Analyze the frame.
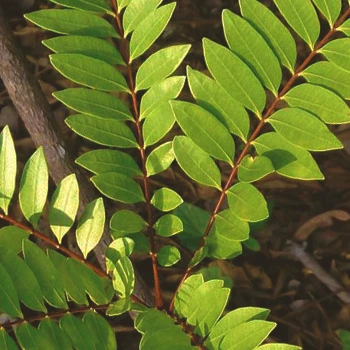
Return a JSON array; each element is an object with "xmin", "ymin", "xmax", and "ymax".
[{"xmin": 0, "ymin": 0, "xmax": 349, "ymax": 349}]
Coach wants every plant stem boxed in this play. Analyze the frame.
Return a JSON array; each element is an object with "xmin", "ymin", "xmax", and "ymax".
[
  {"xmin": 112, "ymin": 1, "xmax": 163, "ymax": 309},
  {"xmin": 168, "ymin": 6, "xmax": 350, "ymax": 313}
]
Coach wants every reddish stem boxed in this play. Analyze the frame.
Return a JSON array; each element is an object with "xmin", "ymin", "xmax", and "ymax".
[{"xmin": 168, "ymin": 7, "xmax": 350, "ymax": 313}]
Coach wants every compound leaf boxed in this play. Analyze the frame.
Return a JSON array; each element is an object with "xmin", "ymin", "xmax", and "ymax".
[
  {"xmin": 15, "ymin": 323, "xmax": 52, "ymax": 350},
  {"xmin": 311, "ymin": 0, "xmax": 341, "ymax": 27},
  {"xmin": 157, "ymin": 245, "xmax": 181, "ymax": 266},
  {"xmin": 238, "ymin": 155, "xmax": 275, "ymax": 183},
  {"xmin": 110, "ymin": 210, "xmax": 147, "ymax": 234},
  {"xmin": 154, "ymin": 214, "xmax": 183, "ymax": 237},
  {"xmin": 50, "ymin": 0, "xmax": 113, "ymax": 15},
  {"xmin": 0, "ymin": 227, "xmax": 30, "ymax": 254},
  {"xmin": 151, "ymin": 188, "xmax": 183, "ymax": 212},
  {"xmin": 319, "ymin": 38, "xmax": 350, "ymax": 71},
  {"xmin": 146, "ymin": 142, "xmax": 175, "ymax": 176},
  {"xmin": 39, "ymin": 318, "xmax": 72, "ymax": 350},
  {"xmin": 112, "ymin": 256, "xmax": 135, "ymax": 298}
]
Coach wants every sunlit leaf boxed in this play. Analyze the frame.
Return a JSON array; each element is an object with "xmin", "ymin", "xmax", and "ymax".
[
  {"xmin": 112, "ymin": 256, "xmax": 134, "ymax": 298},
  {"xmin": 238, "ymin": 155, "xmax": 275, "ymax": 183},
  {"xmin": 311, "ymin": 0, "xmax": 341, "ymax": 27},
  {"xmin": 319, "ymin": 38, "xmax": 350, "ymax": 71},
  {"xmin": 151, "ymin": 188, "xmax": 183, "ymax": 212},
  {"xmin": 146, "ymin": 142, "xmax": 175, "ymax": 176},
  {"xmin": 110, "ymin": 209, "xmax": 147, "ymax": 234},
  {"xmin": 50, "ymin": 0, "xmax": 113, "ymax": 15},
  {"xmin": 154, "ymin": 214, "xmax": 183, "ymax": 237}
]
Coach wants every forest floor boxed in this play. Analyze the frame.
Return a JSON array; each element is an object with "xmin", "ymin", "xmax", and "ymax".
[{"xmin": 1, "ymin": 1, "xmax": 350, "ymax": 349}]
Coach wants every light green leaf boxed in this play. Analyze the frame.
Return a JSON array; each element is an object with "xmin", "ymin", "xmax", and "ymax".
[
  {"xmin": 238, "ymin": 155, "xmax": 275, "ymax": 183},
  {"xmin": 106, "ymin": 238, "xmax": 135, "ymax": 271},
  {"xmin": 39, "ymin": 318, "xmax": 72, "ymax": 350},
  {"xmin": 173, "ymin": 136, "xmax": 222, "ymax": 190},
  {"xmin": 154, "ymin": 214, "xmax": 183, "ymax": 237},
  {"xmin": 19, "ymin": 147, "xmax": 48, "ymax": 227},
  {"xmin": 76, "ymin": 149, "xmax": 142, "ymax": 177},
  {"xmin": 0, "ymin": 227, "xmax": 30, "ymax": 254},
  {"xmin": 227, "ymin": 183, "xmax": 268, "ymax": 222},
  {"xmin": 187, "ymin": 67, "xmax": 249, "ymax": 141},
  {"xmin": 157, "ymin": 245, "xmax": 181, "ymax": 266},
  {"xmin": 106, "ymin": 298, "xmax": 131, "ymax": 316},
  {"xmin": 189, "ymin": 246, "xmax": 208, "ymax": 268},
  {"xmin": 49, "ymin": 174, "xmax": 79, "ymax": 244},
  {"xmin": 319, "ymin": 38, "xmax": 350, "ymax": 71},
  {"xmin": 117, "ymin": 0, "xmax": 131, "ymax": 10},
  {"xmin": 273, "ymin": 0, "xmax": 320, "ymax": 49},
  {"xmin": 143, "ymin": 103, "xmax": 175, "ymax": 147},
  {"xmin": 25, "ymin": 9, "xmax": 118, "ymax": 37},
  {"xmin": 311, "ymin": 0, "xmax": 341, "ymax": 26},
  {"xmin": 76, "ymin": 198, "xmax": 105, "ymax": 258},
  {"xmin": 140, "ymin": 76, "xmax": 186, "ymax": 119},
  {"xmin": 0, "ymin": 248, "xmax": 46, "ymax": 313},
  {"xmin": 0, "ymin": 126, "xmax": 16, "ymax": 215},
  {"xmin": 112, "ymin": 256, "xmax": 134, "ymax": 298},
  {"xmin": 257, "ymin": 344, "xmax": 302, "ymax": 349},
  {"xmin": 136, "ymin": 45, "xmax": 191, "ymax": 91},
  {"xmin": 146, "ymin": 142, "xmax": 175, "ymax": 176},
  {"xmin": 60, "ymin": 314, "xmax": 95, "ymax": 350},
  {"xmin": 223, "ymin": 10, "xmax": 282, "ymax": 95},
  {"xmin": 253, "ymin": 132, "xmax": 324, "ymax": 180},
  {"xmin": 54, "ymin": 88, "xmax": 132, "ymax": 121},
  {"xmin": 66, "ymin": 114, "xmax": 137, "ymax": 148},
  {"xmin": 215, "ymin": 209, "xmax": 249, "ymax": 241},
  {"xmin": 0, "ymin": 328, "xmax": 19, "ymax": 350},
  {"xmin": 301, "ymin": 61, "xmax": 350, "ymax": 100},
  {"xmin": 338, "ymin": 19, "xmax": 350, "ymax": 36},
  {"xmin": 23, "ymin": 240, "xmax": 67, "ymax": 309},
  {"xmin": 268, "ymin": 107, "xmax": 343, "ymax": 151},
  {"xmin": 129, "ymin": 3, "xmax": 176, "ymax": 61},
  {"xmin": 203, "ymin": 38, "xmax": 266, "ymax": 116},
  {"xmin": 110, "ymin": 209, "xmax": 147, "ymax": 234},
  {"xmin": 123, "ymin": 0, "xmax": 161, "ymax": 36},
  {"xmin": 283, "ymin": 83, "xmax": 350, "ymax": 124},
  {"xmin": 43, "ymin": 36, "xmax": 123, "ymax": 65},
  {"xmin": 83, "ymin": 310, "xmax": 117, "ymax": 350},
  {"xmin": 92, "ymin": 172, "xmax": 145, "ymax": 204},
  {"xmin": 15, "ymin": 323, "xmax": 52, "ymax": 350},
  {"xmin": 205, "ymin": 307, "xmax": 270, "ymax": 350},
  {"xmin": 151, "ymin": 188, "xmax": 183, "ymax": 212},
  {"xmin": 171, "ymin": 100, "xmax": 235, "ymax": 164},
  {"xmin": 240, "ymin": 0, "xmax": 297, "ymax": 73},
  {"xmin": 50, "ymin": 0, "xmax": 113, "ymax": 15},
  {"xmin": 0, "ymin": 261, "xmax": 22, "ymax": 318},
  {"xmin": 50, "ymin": 54, "xmax": 129, "ymax": 92}
]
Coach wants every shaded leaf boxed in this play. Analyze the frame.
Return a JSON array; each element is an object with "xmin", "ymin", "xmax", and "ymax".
[
  {"xmin": 157, "ymin": 245, "xmax": 181, "ymax": 266},
  {"xmin": 39, "ymin": 318, "xmax": 72, "ymax": 350},
  {"xmin": 151, "ymin": 188, "xmax": 183, "ymax": 212},
  {"xmin": 238, "ymin": 155, "xmax": 275, "ymax": 183},
  {"xmin": 154, "ymin": 214, "xmax": 183, "ymax": 237},
  {"xmin": 110, "ymin": 209, "xmax": 147, "ymax": 234},
  {"xmin": 146, "ymin": 142, "xmax": 175, "ymax": 176},
  {"xmin": 0, "ymin": 227, "xmax": 30, "ymax": 254},
  {"xmin": 15, "ymin": 323, "xmax": 52, "ymax": 350},
  {"xmin": 0, "ymin": 329, "xmax": 18, "ymax": 350},
  {"xmin": 189, "ymin": 246, "xmax": 208, "ymax": 268},
  {"xmin": 106, "ymin": 298, "xmax": 131, "ymax": 316}
]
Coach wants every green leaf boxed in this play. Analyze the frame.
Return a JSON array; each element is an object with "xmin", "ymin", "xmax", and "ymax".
[
  {"xmin": 76, "ymin": 198, "xmax": 105, "ymax": 258},
  {"xmin": 25, "ymin": 9, "xmax": 118, "ymax": 37},
  {"xmin": 123, "ymin": 0, "xmax": 162, "ymax": 36},
  {"xmin": 206, "ymin": 229, "xmax": 242, "ymax": 259},
  {"xmin": 0, "ymin": 249, "xmax": 46, "ymax": 313},
  {"xmin": 223, "ymin": 10, "xmax": 282, "ymax": 95},
  {"xmin": 257, "ymin": 345, "xmax": 302, "ymax": 349},
  {"xmin": 60, "ymin": 314, "xmax": 95, "ymax": 350},
  {"xmin": 204, "ymin": 307, "xmax": 270, "ymax": 350},
  {"xmin": 129, "ymin": 3, "xmax": 176, "ymax": 61},
  {"xmin": 135, "ymin": 308, "xmax": 176, "ymax": 334},
  {"xmin": 240, "ymin": 0, "xmax": 297, "ymax": 73},
  {"xmin": 92, "ymin": 173, "xmax": 145, "ymax": 204},
  {"xmin": 50, "ymin": 0, "xmax": 113, "ymax": 15},
  {"xmin": 187, "ymin": 67, "xmax": 249, "ymax": 141},
  {"xmin": 43, "ymin": 36, "xmax": 123, "ymax": 65},
  {"xmin": 143, "ymin": 103, "xmax": 175, "ymax": 147},
  {"xmin": 268, "ymin": 107, "xmax": 343, "ymax": 151},
  {"xmin": 171, "ymin": 101, "xmax": 235, "ymax": 164},
  {"xmin": 19, "ymin": 147, "xmax": 48, "ymax": 227},
  {"xmin": 23, "ymin": 240, "xmax": 67, "ymax": 309},
  {"xmin": 189, "ymin": 246, "xmax": 208, "ymax": 268},
  {"xmin": 203, "ymin": 38, "xmax": 266, "ymax": 116},
  {"xmin": 154, "ymin": 214, "xmax": 183, "ymax": 237},
  {"xmin": 146, "ymin": 142, "xmax": 175, "ymax": 176},
  {"xmin": 319, "ymin": 38, "xmax": 350, "ymax": 71},
  {"xmin": 253, "ymin": 132, "xmax": 324, "ymax": 180},
  {"xmin": 66, "ymin": 114, "xmax": 137, "ymax": 148},
  {"xmin": 140, "ymin": 76, "xmax": 186, "ymax": 119},
  {"xmin": 151, "ymin": 188, "xmax": 183, "ymax": 212},
  {"xmin": 273, "ymin": 0, "xmax": 320, "ymax": 49},
  {"xmin": 238, "ymin": 155, "xmax": 275, "ymax": 183},
  {"xmin": 117, "ymin": 0, "xmax": 131, "ymax": 10},
  {"xmin": 106, "ymin": 298, "xmax": 131, "ymax": 316},
  {"xmin": 340, "ymin": 329, "xmax": 350, "ymax": 350},
  {"xmin": 50, "ymin": 54, "xmax": 128, "ymax": 92},
  {"xmin": 110, "ymin": 209, "xmax": 147, "ymax": 234},
  {"xmin": 83, "ymin": 310, "xmax": 117, "ymax": 350},
  {"xmin": 106, "ymin": 238, "xmax": 135, "ymax": 271},
  {"xmin": 15, "ymin": 323, "xmax": 52, "ymax": 350},
  {"xmin": 49, "ymin": 174, "xmax": 79, "ymax": 244},
  {"xmin": 76, "ymin": 149, "xmax": 141, "ymax": 177},
  {"xmin": 227, "ymin": 183, "xmax": 268, "ymax": 222},
  {"xmin": 136, "ymin": 45, "xmax": 191, "ymax": 91},
  {"xmin": 39, "ymin": 318, "xmax": 72, "ymax": 350},
  {"xmin": 0, "ymin": 261, "xmax": 22, "ymax": 318},
  {"xmin": 54, "ymin": 88, "xmax": 132, "ymax": 121},
  {"xmin": 112, "ymin": 256, "xmax": 134, "ymax": 298},
  {"xmin": 311, "ymin": 0, "xmax": 341, "ymax": 26},
  {"xmin": 0, "ymin": 328, "xmax": 18, "ymax": 350},
  {"xmin": 283, "ymin": 83, "xmax": 350, "ymax": 124},
  {"xmin": 173, "ymin": 136, "xmax": 222, "ymax": 190},
  {"xmin": 338, "ymin": 19, "xmax": 350, "ymax": 36},
  {"xmin": 0, "ymin": 227, "xmax": 30, "ymax": 254},
  {"xmin": 157, "ymin": 245, "xmax": 181, "ymax": 266},
  {"xmin": 301, "ymin": 61, "xmax": 350, "ymax": 100},
  {"xmin": 243, "ymin": 236, "xmax": 261, "ymax": 251},
  {"xmin": 0, "ymin": 126, "xmax": 16, "ymax": 215}
]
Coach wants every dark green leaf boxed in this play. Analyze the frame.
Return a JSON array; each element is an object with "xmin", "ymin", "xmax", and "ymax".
[
  {"xmin": 50, "ymin": 0, "xmax": 113, "ymax": 15},
  {"xmin": 39, "ymin": 318, "xmax": 72, "ymax": 350},
  {"xmin": 0, "ymin": 328, "xmax": 18, "ymax": 350},
  {"xmin": 15, "ymin": 323, "xmax": 52, "ymax": 350},
  {"xmin": 189, "ymin": 246, "xmax": 208, "ymax": 268},
  {"xmin": 135, "ymin": 308, "xmax": 175, "ymax": 334},
  {"xmin": 0, "ymin": 226, "xmax": 30, "ymax": 254},
  {"xmin": 154, "ymin": 214, "xmax": 183, "ymax": 237},
  {"xmin": 110, "ymin": 209, "xmax": 147, "ymax": 234},
  {"xmin": 106, "ymin": 298, "xmax": 131, "ymax": 316},
  {"xmin": 157, "ymin": 245, "xmax": 181, "ymax": 266},
  {"xmin": 151, "ymin": 188, "xmax": 183, "ymax": 212},
  {"xmin": 146, "ymin": 142, "xmax": 175, "ymax": 176}
]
